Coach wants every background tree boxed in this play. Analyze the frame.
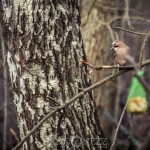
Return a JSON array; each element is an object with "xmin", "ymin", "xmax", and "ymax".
[
  {"xmin": 81, "ymin": 0, "xmax": 123, "ymax": 137},
  {"xmin": 80, "ymin": 0, "xmax": 150, "ymax": 149}
]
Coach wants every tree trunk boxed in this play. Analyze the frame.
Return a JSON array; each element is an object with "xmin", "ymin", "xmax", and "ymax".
[{"xmin": 3, "ymin": 0, "xmax": 105, "ymax": 149}]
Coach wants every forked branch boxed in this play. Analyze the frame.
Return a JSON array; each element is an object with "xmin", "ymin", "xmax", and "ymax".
[{"xmin": 13, "ymin": 58, "xmax": 150, "ymax": 150}]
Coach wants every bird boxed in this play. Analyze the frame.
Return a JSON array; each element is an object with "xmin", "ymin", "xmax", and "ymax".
[{"xmin": 111, "ymin": 40, "xmax": 132, "ymax": 69}]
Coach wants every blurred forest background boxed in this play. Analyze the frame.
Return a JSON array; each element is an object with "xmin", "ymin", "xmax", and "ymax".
[{"xmin": 0, "ymin": 0, "xmax": 150, "ymax": 149}]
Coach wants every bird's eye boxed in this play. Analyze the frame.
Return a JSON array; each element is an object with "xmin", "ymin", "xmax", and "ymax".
[
  {"xmin": 114, "ymin": 45, "xmax": 119, "ymax": 47},
  {"xmin": 112, "ymin": 43, "xmax": 119, "ymax": 47}
]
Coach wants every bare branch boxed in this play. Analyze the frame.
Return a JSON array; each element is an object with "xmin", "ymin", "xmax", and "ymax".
[
  {"xmin": 110, "ymin": 102, "xmax": 128, "ymax": 150},
  {"xmin": 110, "ymin": 56, "xmax": 150, "ymax": 150},
  {"xmin": 139, "ymin": 31, "xmax": 150, "ymax": 67},
  {"xmin": 135, "ymin": 74, "xmax": 150, "ymax": 95},
  {"xmin": 10, "ymin": 128, "xmax": 20, "ymax": 142},
  {"xmin": 82, "ymin": 56, "xmax": 150, "ymax": 94},
  {"xmin": 0, "ymin": 102, "xmax": 14, "ymax": 111},
  {"xmin": 103, "ymin": 111, "xmax": 140, "ymax": 147},
  {"xmin": 125, "ymin": 56, "xmax": 150, "ymax": 94},
  {"xmin": 81, "ymin": 59, "xmax": 137, "ymax": 70},
  {"xmin": 12, "ymin": 58, "xmax": 150, "ymax": 150},
  {"xmin": 116, "ymin": 27, "xmax": 147, "ymax": 35}
]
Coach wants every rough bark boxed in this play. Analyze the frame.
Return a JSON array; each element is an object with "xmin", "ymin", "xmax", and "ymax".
[{"xmin": 3, "ymin": 0, "xmax": 105, "ymax": 149}]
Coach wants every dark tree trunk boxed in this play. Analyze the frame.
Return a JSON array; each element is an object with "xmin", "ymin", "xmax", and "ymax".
[{"xmin": 3, "ymin": 0, "xmax": 106, "ymax": 149}]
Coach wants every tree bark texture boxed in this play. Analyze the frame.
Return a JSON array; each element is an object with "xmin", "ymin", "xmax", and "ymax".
[{"xmin": 3, "ymin": 0, "xmax": 105, "ymax": 149}]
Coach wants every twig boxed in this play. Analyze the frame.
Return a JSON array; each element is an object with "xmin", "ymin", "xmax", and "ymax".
[
  {"xmin": 114, "ymin": 77, "xmax": 121, "ymax": 121},
  {"xmin": 10, "ymin": 128, "xmax": 20, "ymax": 142},
  {"xmin": 110, "ymin": 102, "xmax": 128, "ymax": 150},
  {"xmin": 12, "ymin": 59, "xmax": 150, "ymax": 150},
  {"xmin": 116, "ymin": 25, "xmax": 150, "ymax": 71},
  {"xmin": 125, "ymin": 56, "xmax": 150, "ymax": 94},
  {"xmin": 82, "ymin": 57, "xmax": 150, "ymax": 96},
  {"xmin": 135, "ymin": 74, "xmax": 150, "ymax": 94},
  {"xmin": 141, "ymin": 59, "xmax": 150, "ymax": 67},
  {"xmin": 12, "ymin": 71, "xmax": 130, "ymax": 150},
  {"xmin": 116, "ymin": 27, "xmax": 146, "ymax": 35},
  {"xmin": 103, "ymin": 111, "xmax": 140, "ymax": 147},
  {"xmin": 110, "ymin": 55, "xmax": 150, "ymax": 150},
  {"xmin": 0, "ymin": 102, "xmax": 14, "ymax": 111},
  {"xmin": 81, "ymin": 59, "xmax": 138, "ymax": 70},
  {"xmin": 139, "ymin": 31, "xmax": 150, "ymax": 68}
]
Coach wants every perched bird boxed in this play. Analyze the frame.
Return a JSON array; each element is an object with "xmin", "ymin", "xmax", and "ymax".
[{"xmin": 111, "ymin": 40, "xmax": 132, "ymax": 69}]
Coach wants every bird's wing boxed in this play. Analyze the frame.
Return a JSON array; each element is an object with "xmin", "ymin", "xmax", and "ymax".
[{"xmin": 127, "ymin": 46, "xmax": 132, "ymax": 56}]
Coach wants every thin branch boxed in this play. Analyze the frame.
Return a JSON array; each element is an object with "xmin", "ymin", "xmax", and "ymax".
[
  {"xmin": 141, "ymin": 59, "xmax": 150, "ymax": 67},
  {"xmin": 83, "ymin": 57, "xmax": 150, "ymax": 96},
  {"xmin": 103, "ymin": 111, "xmax": 140, "ymax": 147},
  {"xmin": 125, "ymin": 56, "xmax": 150, "ymax": 94},
  {"xmin": 12, "ymin": 58, "xmax": 150, "ymax": 150},
  {"xmin": 116, "ymin": 27, "xmax": 150, "ymax": 69},
  {"xmin": 81, "ymin": 59, "xmax": 137, "ymax": 70},
  {"xmin": 81, "ymin": 59, "xmax": 150, "ymax": 71},
  {"xmin": 12, "ymin": 71, "xmax": 131, "ymax": 150},
  {"xmin": 139, "ymin": 31, "xmax": 150, "ymax": 67},
  {"xmin": 114, "ymin": 77, "xmax": 121, "ymax": 121},
  {"xmin": 135, "ymin": 75, "xmax": 150, "ymax": 94},
  {"xmin": 116, "ymin": 27, "xmax": 147, "ymax": 35},
  {"xmin": 0, "ymin": 102, "xmax": 14, "ymax": 111},
  {"xmin": 110, "ymin": 56, "xmax": 150, "ymax": 150},
  {"xmin": 10, "ymin": 128, "xmax": 20, "ymax": 142},
  {"xmin": 110, "ymin": 102, "xmax": 128, "ymax": 150}
]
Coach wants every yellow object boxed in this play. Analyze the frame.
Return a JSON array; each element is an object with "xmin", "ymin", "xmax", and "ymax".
[{"xmin": 127, "ymin": 97, "xmax": 148, "ymax": 114}]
